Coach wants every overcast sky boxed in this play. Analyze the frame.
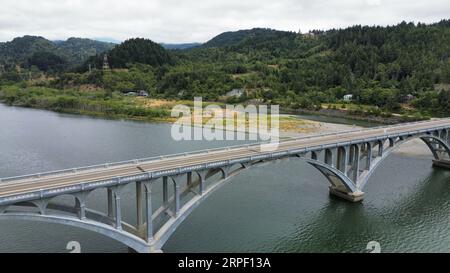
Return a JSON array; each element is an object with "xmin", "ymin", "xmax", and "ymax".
[{"xmin": 1, "ymin": 0, "xmax": 449, "ymax": 43}]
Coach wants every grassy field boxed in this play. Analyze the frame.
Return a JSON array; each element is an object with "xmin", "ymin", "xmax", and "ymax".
[{"xmin": 0, "ymin": 85, "xmax": 322, "ymax": 134}]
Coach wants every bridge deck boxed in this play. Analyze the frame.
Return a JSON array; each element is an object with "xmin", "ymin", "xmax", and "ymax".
[{"xmin": 1, "ymin": 119, "xmax": 449, "ymax": 199}]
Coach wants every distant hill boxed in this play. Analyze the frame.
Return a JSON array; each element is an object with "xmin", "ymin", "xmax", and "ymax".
[
  {"xmin": 202, "ymin": 28, "xmax": 295, "ymax": 48},
  {"xmin": 55, "ymin": 38, "xmax": 116, "ymax": 66},
  {"xmin": 160, "ymin": 43, "xmax": 201, "ymax": 50},
  {"xmin": 83, "ymin": 38, "xmax": 173, "ymax": 70},
  {"xmin": 0, "ymin": 36, "xmax": 115, "ymax": 69},
  {"xmin": 0, "ymin": 36, "xmax": 55, "ymax": 65}
]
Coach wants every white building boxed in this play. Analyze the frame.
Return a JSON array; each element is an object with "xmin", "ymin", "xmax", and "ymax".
[
  {"xmin": 226, "ymin": 89, "xmax": 245, "ymax": 98},
  {"xmin": 343, "ymin": 94, "xmax": 353, "ymax": 102}
]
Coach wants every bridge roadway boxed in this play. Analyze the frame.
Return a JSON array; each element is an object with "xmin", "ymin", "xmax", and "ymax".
[{"xmin": 1, "ymin": 118, "xmax": 449, "ymax": 199}]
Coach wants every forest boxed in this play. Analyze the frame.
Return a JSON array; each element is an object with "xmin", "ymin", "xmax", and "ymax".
[{"xmin": 1, "ymin": 20, "xmax": 450, "ymax": 119}]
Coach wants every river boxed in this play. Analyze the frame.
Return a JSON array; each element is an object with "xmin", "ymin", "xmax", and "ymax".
[{"xmin": 0, "ymin": 103, "xmax": 449, "ymax": 253}]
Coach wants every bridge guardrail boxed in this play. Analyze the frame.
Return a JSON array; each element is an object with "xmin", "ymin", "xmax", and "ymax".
[{"xmin": 1, "ymin": 118, "xmax": 449, "ymax": 183}]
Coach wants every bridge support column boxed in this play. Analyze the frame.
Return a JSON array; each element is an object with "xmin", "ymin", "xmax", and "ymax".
[
  {"xmin": 329, "ymin": 187, "xmax": 364, "ymax": 203},
  {"xmin": 365, "ymin": 142, "xmax": 372, "ymax": 170},
  {"xmin": 32, "ymin": 199, "xmax": 49, "ymax": 215},
  {"xmin": 174, "ymin": 179, "xmax": 181, "ymax": 215},
  {"xmin": 350, "ymin": 145, "xmax": 360, "ymax": 182},
  {"xmin": 443, "ymin": 129, "xmax": 449, "ymax": 146},
  {"xmin": 112, "ymin": 186, "xmax": 123, "ymax": 230},
  {"xmin": 74, "ymin": 192, "xmax": 88, "ymax": 220},
  {"xmin": 196, "ymin": 171, "xmax": 207, "ymax": 195},
  {"xmin": 136, "ymin": 182, "xmax": 144, "ymax": 231},
  {"xmin": 143, "ymin": 182, "xmax": 153, "ymax": 243},
  {"xmin": 337, "ymin": 146, "xmax": 349, "ymax": 174},
  {"xmin": 389, "ymin": 138, "xmax": 395, "ymax": 147},
  {"xmin": 432, "ymin": 159, "xmax": 450, "ymax": 170},
  {"xmin": 324, "ymin": 149, "xmax": 334, "ymax": 167},
  {"xmin": 187, "ymin": 172, "xmax": 192, "ymax": 186},
  {"xmin": 162, "ymin": 177, "xmax": 169, "ymax": 205},
  {"xmin": 378, "ymin": 140, "xmax": 384, "ymax": 157},
  {"xmin": 311, "ymin": 151, "xmax": 321, "ymax": 161},
  {"xmin": 107, "ymin": 188, "xmax": 114, "ymax": 218}
]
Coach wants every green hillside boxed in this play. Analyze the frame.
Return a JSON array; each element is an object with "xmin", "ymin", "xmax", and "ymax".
[
  {"xmin": 0, "ymin": 36, "xmax": 115, "ymax": 69},
  {"xmin": 1, "ymin": 20, "xmax": 450, "ymax": 117}
]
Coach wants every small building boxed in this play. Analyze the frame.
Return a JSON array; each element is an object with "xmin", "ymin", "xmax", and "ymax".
[
  {"xmin": 343, "ymin": 94, "xmax": 353, "ymax": 102},
  {"xmin": 138, "ymin": 90, "xmax": 149, "ymax": 97},
  {"xmin": 405, "ymin": 94, "xmax": 415, "ymax": 102},
  {"xmin": 226, "ymin": 89, "xmax": 245, "ymax": 98}
]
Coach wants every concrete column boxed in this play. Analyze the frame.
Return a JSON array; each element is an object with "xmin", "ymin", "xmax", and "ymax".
[
  {"xmin": 365, "ymin": 142, "xmax": 372, "ymax": 170},
  {"xmin": 107, "ymin": 188, "xmax": 114, "ymax": 218},
  {"xmin": 349, "ymin": 146, "xmax": 355, "ymax": 165},
  {"xmin": 162, "ymin": 177, "xmax": 169, "ymax": 205},
  {"xmin": 378, "ymin": 140, "xmax": 384, "ymax": 157},
  {"xmin": 352, "ymin": 145, "xmax": 360, "ymax": 182},
  {"xmin": 33, "ymin": 200, "xmax": 48, "ymax": 215},
  {"xmin": 75, "ymin": 193, "xmax": 87, "ymax": 220},
  {"xmin": 136, "ymin": 182, "xmax": 143, "ymax": 229},
  {"xmin": 442, "ymin": 129, "xmax": 447, "ymax": 143},
  {"xmin": 324, "ymin": 149, "xmax": 334, "ymax": 167},
  {"xmin": 173, "ymin": 179, "xmax": 180, "ymax": 215},
  {"xmin": 389, "ymin": 138, "xmax": 395, "ymax": 147},
  {"xmin": 144, "ymin": 183, "xmax": 153, "ymax": 242},
  {"xmin": 337, "ymin": 146, "xmax": 348, "ymax": 173},
  {"xmin": 443, "ymin": 129, "xmax": 449, "ymax": 146},
  {"xmin": 187, "ymin": 172, "xmax": 192, "ymax": 186},
  {"xmin": 114, "ymin": 189, "xmax": 122, "ymax": 230},
  {"xmin": 197, "ymin": 171, "xmax": 206, "ymax": 195}
]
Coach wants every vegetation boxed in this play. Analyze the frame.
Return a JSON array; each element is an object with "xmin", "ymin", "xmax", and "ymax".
[
  {"xmin": 1, "ymin": 20, "xmax": 450, "ymax": 122},
  {"xmin": 0, "ymin": 36, "xmax": 115, "ymax": 70},
  {"xmin": 0, "ymin": 85, "xmax": 170, "ymax": 121},
  {"xmin": 81, "ymin": 38, "xmax": 173, "ymax": 70}
]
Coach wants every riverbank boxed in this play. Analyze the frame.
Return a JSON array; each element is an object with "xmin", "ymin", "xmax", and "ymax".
[
  {"xmin": 0, "ymin": 97, "xmax": 435, "ymax": 158},
  {"xmin": 0, "ymin": 85, "xmax": 434, "ymax": 147},
  {"xmin": 0, "ymin": 86, "xmax": 371, "ymax": 136},
  {"xmin": 282, "ymin": 107, "xmax": 428, "ymax": 125}
]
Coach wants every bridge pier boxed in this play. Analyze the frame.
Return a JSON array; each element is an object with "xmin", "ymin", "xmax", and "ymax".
[
  {"xmin": 433, "ymin": 159, "xmax": 450, "ymax": 170},
  {"xmin": 329, "ymin": 187, "xmax": 365, "ymax": 203}
]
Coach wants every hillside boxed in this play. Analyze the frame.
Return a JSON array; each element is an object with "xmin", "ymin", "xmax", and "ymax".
[
  {"xmin": 161, "ymin": 43, "xmax": 201, "ymax": 50},
  {"xmin": 1, "ymin": 20, "xmax": 450, "ymax": 117},
  {"xmin": 202, "ymin": 28, "xmax": 295, "ymax": 48},
  {"xmin": 82, "ymin": 38, "xmax": 173, "ymax": 70},
  {"xmin": 0, "ymin": 36, "xmax": 115, "ymax": 69},
  {"xmin": 55, "ymin": 38, "xmax": 116, "ymax": 66}
]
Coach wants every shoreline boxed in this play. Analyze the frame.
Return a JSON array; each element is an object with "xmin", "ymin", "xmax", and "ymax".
[
  {"xmin": 282, "ymin": 107, "xmax": 427, "ymax": 125},
  {"xmin": 0, "ymin": 102, "xmax": 432, "ymax": 157}
]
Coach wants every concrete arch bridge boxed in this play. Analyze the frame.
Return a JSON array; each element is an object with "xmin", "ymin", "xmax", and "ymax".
[{"xmin": 0, "ymin": 119, "xmax": 449, "ymax": 252}]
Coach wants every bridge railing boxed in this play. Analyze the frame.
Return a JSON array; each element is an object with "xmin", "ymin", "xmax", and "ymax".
[{"xmin": 1, "ymin": 118, "xmax": 449, "ymax": 184}]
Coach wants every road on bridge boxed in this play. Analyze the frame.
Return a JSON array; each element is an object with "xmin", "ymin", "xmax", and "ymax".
[{"xmin": 0, "ymin": 119, "xmax": 449, "ymax": 198}]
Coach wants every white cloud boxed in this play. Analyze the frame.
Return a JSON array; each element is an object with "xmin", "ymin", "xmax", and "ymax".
[{"xmin": 0, "ymin": 0, "xmax": 449, "ymax": 43}]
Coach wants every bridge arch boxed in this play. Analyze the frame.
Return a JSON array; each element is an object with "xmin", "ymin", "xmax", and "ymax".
[
  {"xmin": 136, "ymin": 133, "xmax": 450, "ymax": 250},
  {"xmin": 0, "ymin": 213, "xmax": 150, "ymax": 253},
  {"xmin": 0, "ymin": 124, "xmax": 448, "ymax": 253},
  {"xmin": 356, "ymin": 134, "xmax": 450, "ymax": 190}
]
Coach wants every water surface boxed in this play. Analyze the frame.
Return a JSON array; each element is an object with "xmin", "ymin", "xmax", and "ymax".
[{"xmin": 0, "ymin": 104, "xmax": 449, "ymax": 253}]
